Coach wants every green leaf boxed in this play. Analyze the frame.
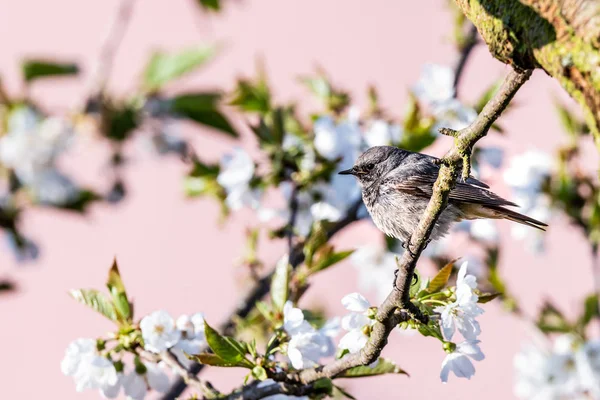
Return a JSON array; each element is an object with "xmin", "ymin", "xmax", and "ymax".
[
  {"xmin": 313, "ymin": 378, "xmax": 333, "ymax": 395},
  {"xmin": 537, "ymin": 301, "xmax": 572, "ymax": 333},
  {"xmin": 143, "ymin": 46, "xmax": 216, "ymax": 91},
  {"xmin": 474, "ymin": 81, "xmax": 501, "ymax": 114},
  {"xmin": 333, "ymin": 385, "xmax": 357, "ymax": 400},
  {"xmin": 197, "ymin": 0, "xmax": 220, "ymax": 11},
  {"xmin": 579, "ymin": 294, "xmax": 600, "ymax": 327},
  {"xmin": 169, "ymin": 92, "xmax": 237, "ymax": 137},
  {"xmin": 22, "ymin": 60, "xmax": 78, "ymax": 82},
  {"xmin": 69, "ymin": 289, "xmax": 117, "ymax": 321},
  {"xmin": 186, "ymin": 353, "xmax": 248, "ymax": 367},
  {"xmin": 106, "ymin": 258, "xmax": 132, "ymax": 321},
  {"xmin": 270, "ymin": 255, "xmax": 290, "ymax": 313},
  {"xmin": 204, "ymin": 320, "xmax": 252, "ymax": 366},
  {"xmin": 427, "ymin": 259, "xmax": 456, "ymax": 293},
  {"xmin": 477, "ymin": 292, "xmax": 501, "ymax": 304},
  {"xmin": 338, "ymin": 358, "xmax": 408, "ymax": 378},
  {"xmin": 301, "ymin": 76, "xmax": 331, "ymax": 100},
  {"xmin": 555, "ymin": 101, "xmax": 578, "ymax": 136},
  {"xmin": 312, "ymin": 250, "xmax": 354, "ymax": 273},
  {"xmin": 303, "ymin": 222, "xmax": 328, "ymax": 267},
  {"xmin": 104, "ymin": 105, "xmax": 138, "ymax": 142},
  {"xmin": 251, "ymin": 366, "xmax": 268, "ymax": 381},
  {"xmin": 409, "ymin": 269, "xmax": 422, "ymax": 298},
  {"xmin": 230, "ymin": 74, "xmax": 271, "ymax": 114}
]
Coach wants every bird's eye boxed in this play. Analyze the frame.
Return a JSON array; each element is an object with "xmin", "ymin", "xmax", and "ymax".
[{"xmin": 365, "ymin": 163, "xmax": 375, "ymax": 171}]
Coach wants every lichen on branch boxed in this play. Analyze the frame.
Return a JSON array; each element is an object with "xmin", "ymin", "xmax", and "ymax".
[{"xmin": 454, "ymin": 0, "xmax": 600, "ymax": 149}]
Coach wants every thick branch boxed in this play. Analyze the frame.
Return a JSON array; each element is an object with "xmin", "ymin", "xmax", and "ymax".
[
  {"xmin": 287, "ymin": 67, "xmax": 533, "ymax": 385},
  {"xmin": 454, "ymin": 0, "xmax": 600, "ymax": 149}
]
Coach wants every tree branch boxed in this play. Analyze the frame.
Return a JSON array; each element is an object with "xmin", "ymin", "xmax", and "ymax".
[
  {"xmin": 84, "ymin": 0, "xmax": 136, "ymax": 102},
  {"xmin": 282, "ymin": 67, "xmax": 533, "ymax": 386},
  {"xmin": 454, "ymin": 0, "xmax": 600, "ymax": 149},
  {"xmin": 160, "ymin": 198, "xmax": 364, "ymax": 400},
  {"xmin": 453, "ymin": 23, "xmax": 479, "ymax": 96}
]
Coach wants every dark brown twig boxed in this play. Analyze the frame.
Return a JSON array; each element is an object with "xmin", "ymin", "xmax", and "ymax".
[{"xmin": 453, "ymin": 24, "xmax": 479, "ymax": 97}]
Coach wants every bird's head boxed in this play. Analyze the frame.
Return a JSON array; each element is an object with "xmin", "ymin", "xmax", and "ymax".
[{"xmin": 338, "ymin": 146, "xmax": 405, "ymax": 187}]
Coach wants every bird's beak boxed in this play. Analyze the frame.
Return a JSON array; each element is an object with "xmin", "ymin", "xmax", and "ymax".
[{"xmin": 338, "ymin": 168, "xmax": 355, "ymax": 176}]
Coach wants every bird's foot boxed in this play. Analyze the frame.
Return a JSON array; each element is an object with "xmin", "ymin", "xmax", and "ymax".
[
  {"xmin": 401, "ymin": 237, "xmax": 432, "ymax": 256},
  {"xmin": 401, "ymin": 240, "xmax": 417, "ymax": 257},
  {"xmin": 401, "ymin": 301, "xmax": 429, "ymax": 324},
  {"xmin": 392, "ymin": 269, "xmax": 419, "ymax": 289}
]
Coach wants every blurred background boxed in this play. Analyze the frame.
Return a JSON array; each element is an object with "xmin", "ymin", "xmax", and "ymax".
[{"xmin": 0, "ymin": 0, "xmax": 596, "ymax": 399}]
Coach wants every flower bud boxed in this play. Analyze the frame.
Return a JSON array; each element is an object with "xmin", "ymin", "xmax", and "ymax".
[
  {"xmin": 443, "ymin": 341, "xmax": 456, "ymax": 353},
  {"xmin": 362, "ymin": 325, "xmax": 372, "ymax": 336},
  {"xmin": 367, "ymin": 307, "xmax": 378, "ymax": 318}
]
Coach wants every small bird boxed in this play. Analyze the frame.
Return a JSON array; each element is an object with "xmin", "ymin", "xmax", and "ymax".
[{"xmin": 338, "ymin": 146, "xmax": 547, "ymax": 249}]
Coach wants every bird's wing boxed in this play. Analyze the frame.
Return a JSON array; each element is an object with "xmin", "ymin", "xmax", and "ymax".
[{"xmin": 387, "ymin": 158, "xmax": 516, "ymax": 207}]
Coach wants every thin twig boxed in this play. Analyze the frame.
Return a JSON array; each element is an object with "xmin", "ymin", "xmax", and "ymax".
[
  {"xmin": 286, "ymin": 182, "xmax": 300, "ymax": 252},
  {"xmin": 218, "ymin": 380, "xmax": 317, "ymax": 400},
  {"xmin": 276, "ymin": 68, "xmax": 534, "ymax": 386},
  {"xmin": 160, "ymin": 197, "xmax": 364, "ymax": 400},
  {"xmin": 453, "ymin": 23, "xmax": 479, "ymax": 97},
  {"xmin": 84, "ymin": 0, "xmax": 137, "ymax": 102},
  {"xmin": 139, "ymin": 349, "xmax": 220, "ymax": 398}
]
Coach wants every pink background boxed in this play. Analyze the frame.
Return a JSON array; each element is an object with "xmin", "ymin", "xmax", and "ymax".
[{"xmin": 0, "ymin": 0, "xmax": 595, "ymax": 399}]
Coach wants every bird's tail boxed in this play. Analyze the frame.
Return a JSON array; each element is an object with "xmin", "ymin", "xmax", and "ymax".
[{"xmin": 485, "ymin": 205, "xmax": 548, "ymax": 231}]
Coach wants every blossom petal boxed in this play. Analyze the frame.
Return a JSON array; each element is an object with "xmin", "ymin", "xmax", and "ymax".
[{"xmin": 341, "ymin": 293, "xmax": 370, "ymax": 312}]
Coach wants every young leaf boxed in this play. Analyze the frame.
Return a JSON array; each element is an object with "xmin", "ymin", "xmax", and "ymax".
[
  {"xmin": 169, "ymin": 93, "xmax": 237, "ymax": 137},
  {"xmin": 477, "ymin": 292, "xmax": 501, "ymax": 304},
  {"xmin": 229, "ymin": 75, "xmax": 271, "ymax": 114},
  {"xmin": 579, "ymin": 294, "xmax": 600, "ymax": 328},
  {"xmin": 251, "ymin": 366, "xmax": 268, "ymax": 381},
  {"xmin": 338, "ymin": 358, "xmax": 408, "ymax": 378},
  {"xmin": 143, "ymin": 46, "xmax": 216, "ymax": 91},
  {"xmin": 187, "ymin": 353, "xmax": 247, "ymax": 367},
  {"xmin": 204, "ymin": 321, "xmax": 252, "ymax": 367},
  {"xmin": 69, "ymin": 289, "xmax": 117, "ymax": 321},
  {"xmin": 333, "ymin": 385, "xmax": 357, "ymax": 400},
  {"xmin": 106, "ymin": 259, "xmax": 132, "ymax": 321},
  {"xmin": 311, "ymin": 250, "xmax": 354, "ymax": 273},
  {"xmin": 197, "ymin": 0, "xmax": 220, "ymax": 11},
  {"xmin": 22, "ymin": 60, "xmax": 78, "ymax": 82},
  {"xmin": 537, "ymin": 301, "xmax": 572, "ymax": 333},
  {"xmin": 270, "ymin": 255, "xmax": 290, "ymax": 313},
  {"xmin": 427, "ymin": 259, "xmax": 457, "ymax": 293}
]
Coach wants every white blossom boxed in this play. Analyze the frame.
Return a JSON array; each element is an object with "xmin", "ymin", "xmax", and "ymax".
[
  {"xmin": 364, "ymin": 119, "xmax": 403, "ymax": 147},
  {"xmin": 433, "ymin": 99, "xmax": 477, "ymax": 131},
  {"xmin": 412, "ymin": 64, "xmax": 455, "ymax": 106},
  {"xmin": 123, "ymin": 371, "xmax": 147, "ymax": 400},
  {"xmin": 282, "ymin": 301, "xmax": 337, "ymax": 368},
  {"xmin": 503, "ymin": 151, "xmax": 553, "ymax": 252},
  {"xmin": 140, "ymin": 310, "xmax": 181, "ymax": 353},
  {"xmin": 514, "ymin": 335, "xmax": 600, "ymax": 399},
  {"xmin": 435, "ymin": 262, "xmax": 484, "ymax": 341},
  {"xmin": 0, "ymin": 108, "xmax": 72, "ymax": 182},
  {"xmin": 338, "ymin": 293, "xmax": 374, "ymax": 354},
  {"xmin": 100, "ymin": 373, "xmax": 123, "ymax": 399},
  {"xmin": 145, "ymin": 362, "xmax": 170, "ymax": 393},
  {"xmin": 173, "ymin": 313, "xmax": 206, "ymax": 355},
  {"xmin": 351, "ymin": 245, "xmax": 400, "ymax": 303},
  {"xmin": 61, "ymin": 338, "xmax": 119, "ymax": 394},
  {"xmin": 217, "ymin": 147, "xmax": 262, "ymax": 210},
  {"xmin": 440, "ymin": 340, "xmax": 485, "ymax": 382},
  {"xmin": 457, "ymin": 219, "xmax": 499, "ymax": 243}
]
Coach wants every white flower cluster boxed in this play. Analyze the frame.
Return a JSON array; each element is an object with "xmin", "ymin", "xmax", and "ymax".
[
  {"xmin": 515, "ymin": 335, "xmax": 600, "ymax": 399},
  {"xmin": 140, "ymin": 310, "xmax": 206, "ymax": 362},
  {"xmin": 412, "ymin": 63, "xmax": 477, "ymax": 132},
  {"xmin": 434, "ymin": 262, "xmax": 486, "ymax": 382},
  {"xmin": 0, "ymin": 106, "xmax": 79, "ymax": 205},
  {"xmin": 61, "ymin": 338, "xmax": 169, "ymax": 399},
  {"xmin": 216, "ymin": 108, "xmax": 406, "ymax": 235},
  {"xmin": 503, "ymin": 150, "xmax": 553, "ymax": 252},
  {"xmin": 339, "ymin": 293, "xmax": 376, "ymax": 354},
  {"xmin": 282, "ymin": 301, "xmax": 339, "ymax": 369},
  {"xmin": 217, "ymin": 147, "xmax": 262, "ymax": 211}
]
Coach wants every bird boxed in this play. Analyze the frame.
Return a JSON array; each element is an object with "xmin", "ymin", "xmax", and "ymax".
[{"xmin": 338, "ymin": 146, "xmax": 547, "ymax": 250}]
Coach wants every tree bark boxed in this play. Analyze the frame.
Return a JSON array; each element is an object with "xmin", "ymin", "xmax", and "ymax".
[{"xmin": 454, "ymin": 0, "xmax": 600, "ymax": 148}]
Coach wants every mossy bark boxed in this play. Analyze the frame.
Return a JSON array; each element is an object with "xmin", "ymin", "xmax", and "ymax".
[{"xmin": 455, "ymin": 0, "xmax": 600, "ymax": 149}]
